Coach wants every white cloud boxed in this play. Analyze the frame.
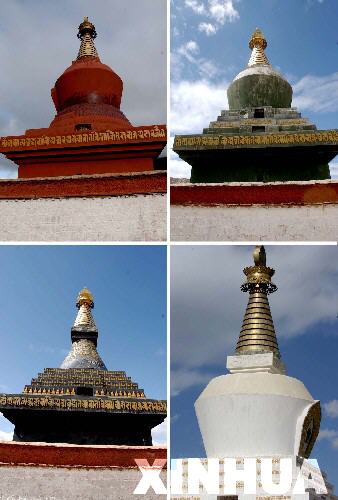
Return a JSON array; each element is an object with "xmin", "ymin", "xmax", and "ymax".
[
  {"xmin": 318, "ymin": 428, "xmax": 338, "ymax": 450},
  {"xmin": 293, "ymin": 72, "xmax": 338, "ymax": 113},
  {"xmin": 170, "ymin": 156, "xmax": 191, "ymax": 179},
  {"xmin": 174, "ymin": 41, "xmax": 220, "ymax": 80},
  {"xmin": 208, "ymin": 0, "xmax": 239, "ymax": 24},
  {"xmin": 198, "ymin": 22, "xmax": 217, "ymax": 36},
  {"xmin": 185, "ymin": 0, "xmax": 206, "ymax": 14},
  {"xmin": 185, "ymin": 40, "xmax": 200, "ymax": 54},
  {"xmin": 329, "ymin": 162, "xmax": 338, "ymax": 179},
  {"xmin": 324, "ymin": 400, "xmax": 338, "ymax": 418},
  {"xmin": 184, "ymin": 0, "xmax": 240, "ymax": 30},
  {"xmin": 169, "ymin": 136, "xmax": 191, "ymax": 179},
  {"xmin": 171, "ymin": 368, "xmax": 214, "ymax": 396},
  {"xmin": 0, "ymin": 430, "xmax": 13, "ymax": 441},
  {"xmin": 152, "ymin": 418, "xmax": 167, "ymax": 445},
  {"xmin": 171, "ymin": 79, "xmax": 227, "ymax": 135},
  {"xmin": 0, "ymin": 415, "xmax": 14, "ymax": 442}
]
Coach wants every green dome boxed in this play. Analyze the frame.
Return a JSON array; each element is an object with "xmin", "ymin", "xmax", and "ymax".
[{"xmin": 227, "ymin": 29, "xmax": 293, "ymax": 110}]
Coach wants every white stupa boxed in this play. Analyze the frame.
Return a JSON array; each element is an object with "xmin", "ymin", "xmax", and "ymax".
[{"xmin": 193, "ymin": 246, "xmax": 336, "ymax": 499}]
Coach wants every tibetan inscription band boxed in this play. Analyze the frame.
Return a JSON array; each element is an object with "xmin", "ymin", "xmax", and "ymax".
[
  {"xmin": 0, "ymin": 125, "xmax": 166, "ymax": 151},
  {"xmin": 174, "ymin": 130, "xmax": 338, "ymax": 148},
  {"xmin": 0, "ymin": 395, "xmax": 167, "ymax": 413}
]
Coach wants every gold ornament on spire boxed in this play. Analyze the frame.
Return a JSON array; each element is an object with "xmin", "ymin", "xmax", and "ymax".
[
  {"xmin": 249, "ymin": 28, "xmax": 267, "ymax": 50},
  {"xmin": 236, "ymin": 246, "xmax": 280, "ymax": 357},
  {"xmin": 76, "ymin": 287, "xmax": 94, "ymax": 308},
  {"xmin": 78, "ymin": 17, "xmax": 97, "ymax": 39},
  {"xmin": 74, "ymin": 288, "xmax": 97, "ymax": 329},
  {"xmin": 248, "ymin": 28, "xmax": 270, "ymax": 67},
  {"xmin": 76, "ymin": 17, "xmax": 99, "ymax": 60}
]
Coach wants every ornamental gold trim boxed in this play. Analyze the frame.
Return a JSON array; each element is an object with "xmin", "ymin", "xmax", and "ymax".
[
  {"xmin": 0, "ymin": 395, "xmax": 167, "ymax": 413},
  {"xmin": 0, "ymin": 126, "xmax": 166, "ymax": 151},
  {"xmin": 174, "ymin": 130, "xmax": 338, "ymax": 148}
]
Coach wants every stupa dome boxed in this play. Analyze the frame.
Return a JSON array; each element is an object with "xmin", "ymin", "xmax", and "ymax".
[
  {"xmin": 49, "ymin": 17, "xmax": 131, "ymax": 133},
  {"xmin": 227, "ymin": 29, "xmax": 293, "ymax": 110}
]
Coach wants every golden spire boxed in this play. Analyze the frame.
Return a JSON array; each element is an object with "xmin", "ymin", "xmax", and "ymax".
[
  {"xmin": 236, "ymin": 246, "xmax": 281, "ymax": 357},
  {"xmin": 248, "ymin": 28, "xmax": 270, "ymax": 67},
  {"xmin": 73, "ymin": 287, "xmax": 97, "ymax": 329},
  {"xmin": 77, "ymin": 17, "xmax": 99, "ymax": 60}
]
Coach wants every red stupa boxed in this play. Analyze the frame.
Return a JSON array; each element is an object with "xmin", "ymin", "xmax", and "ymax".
[{"xmin": 0, "ymin": 17, "xmax": 166, "ymax": 178}]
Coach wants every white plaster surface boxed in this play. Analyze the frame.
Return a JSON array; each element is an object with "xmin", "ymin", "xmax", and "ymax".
[
  {"xmin": 0, "ymin": 466, "xmax": 166, "ymax": 500},
  {"xmin": 227, "ymin": 352, "xmax": 286, "ymax": 374},
  {"xmin": 0, "ymin": 194, "xmax": 166, "ymax": 241},
  {"xmin": 195, "ymin": 372, "xmax": 315, "ymax": 458},
  {"xmin": 171, "ymin": 204, "xmax": 338, "ymax": 241}
]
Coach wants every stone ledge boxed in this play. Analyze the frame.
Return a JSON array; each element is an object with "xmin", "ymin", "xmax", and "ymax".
[
  {"xmin": 170, "ymin": 179, "xmax": 338, "ymax": 206},
  {"xmin": 0, "ymin": 170, "xmax": 167, "ymax": 200},
  {"xmin": 0, "ymin": 441, "xmax": 167, "ymax": 468}
]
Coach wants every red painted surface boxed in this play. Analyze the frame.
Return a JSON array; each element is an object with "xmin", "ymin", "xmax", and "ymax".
[
  {"xmin": 0, "ymin": 441, "xmax": 167, "ymax": 468},
  {"xmin": 170, "ymin": 181, "xmax": 338, "ymax": 206},
  {"xmin": 0, "ymin": 171, "xmax": 166, "ymax": 200},
  {"xmin": 18, "ymin": 157, "xmax": 154, "ymax": 178}
]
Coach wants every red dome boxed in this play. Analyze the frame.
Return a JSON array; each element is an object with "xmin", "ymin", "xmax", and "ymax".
[{"xmin": 48, "ymin": 18, "xmax": 131, "ymax": 133}]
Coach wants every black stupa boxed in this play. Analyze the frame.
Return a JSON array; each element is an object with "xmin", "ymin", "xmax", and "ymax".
[{"xmin": 0, "ymin": 288, "xmax": 166, "ymax": 445}]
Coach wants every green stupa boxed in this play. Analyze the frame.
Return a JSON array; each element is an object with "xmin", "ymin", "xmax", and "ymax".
[{"xmin": 173, "ymin": 29, "xmax": 338, "ymax": 183}]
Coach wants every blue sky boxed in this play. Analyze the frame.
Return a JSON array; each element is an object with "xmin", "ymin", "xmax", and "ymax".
[
  {"xmin": 171, "ymin": 0, "xmax": 338, "ymax": 178},
  {"xmin": 171, "ymin": 245, "xmax": 338, "ymax": 489},
  {"xmin": 0, "ymin": 0, "xmax": 166, "ymax": 178},
  {"xmin": 0, "ymin": 245, "xmax": 167, "ymax": 443}
]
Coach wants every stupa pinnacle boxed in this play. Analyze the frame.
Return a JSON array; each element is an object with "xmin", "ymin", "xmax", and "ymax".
[
  {"xmin": 77, "ymin": 17, "xmax": 99, "ymax": 60},
  {"xmin": 236, "ymin": 245, "xmax": 280, "ymax": 357},
  {"xmin": 60, "ymin": 288, "xmax": 107, "ymax": 370},
  {"xmin": 248, "ymin": 28, "xmax": 269, "ymax": 66},
  {"xmin": 73, "ymin": 287, "xmax": 97, "ymax": 329}
]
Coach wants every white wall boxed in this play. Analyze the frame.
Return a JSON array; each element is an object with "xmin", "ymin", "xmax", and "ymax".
[
  {"xmin": 171, "ymin": 204, "xmax": 338, "ymax": 241},
  {"xmin": 0, "ymin": 194, "xmax": 166, "ymax": 241},
  {"xmin": 0, "ymin": 466, "xmax": 166, "ymax": 499}
]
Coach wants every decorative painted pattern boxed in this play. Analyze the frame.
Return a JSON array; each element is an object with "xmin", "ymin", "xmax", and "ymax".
[
  {"xmin": 174, "ymin": 130, "xmax": 338, "ymax": 148},
  {"xmin": 0, "ymin": 125, "xmax": 166, "ymax": 151}
]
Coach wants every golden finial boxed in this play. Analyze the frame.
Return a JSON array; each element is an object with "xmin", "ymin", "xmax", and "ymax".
[
  {"xmin": 76, "ymin": 287, "xmax": 94, "ymax": 308},
  {"xmin": 249, "ymin": 28, "xmax": 267, "ymax": 50},
  {"xmin": 253, "ymin": 245, "xmax": 266, "ymax": 267},
  {"xmin": 78, "ymin": 17, "xmax": 97, "ymax": 40},
  {"xmin": 241, "ymin": 245, "xmax": 277, "ymax": 295}
]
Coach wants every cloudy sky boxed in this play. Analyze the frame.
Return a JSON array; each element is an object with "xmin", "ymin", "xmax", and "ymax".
[
  {"xmin": 171, "ymin": 245, "xmax": 338, "ymax": 488},
  {"xmin": 0, "ymin": 245, "xmax": 167, "ymax": 445},
  {"xmin": 0, "ymin": 0, "xmax": 166, "ymax": 178},
  {"xmin": 171, "ymin": 0, "xmax": 338, "ymax": 178}
]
